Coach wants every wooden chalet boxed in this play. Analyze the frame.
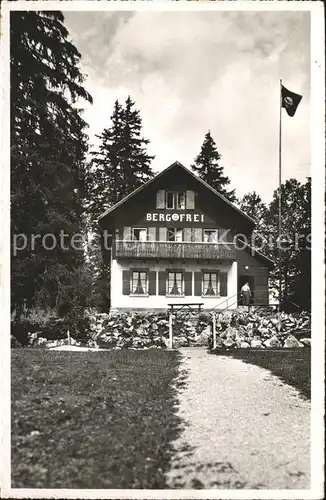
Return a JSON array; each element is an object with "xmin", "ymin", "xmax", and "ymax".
[{"xmin": 98, "ymin": 161, "xmax": 274, "ymax": 312}]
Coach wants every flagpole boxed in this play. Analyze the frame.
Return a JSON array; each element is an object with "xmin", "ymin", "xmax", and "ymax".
[{"xmin": 278, "ymin": 79, "xmax": 282, "ymax": 330}]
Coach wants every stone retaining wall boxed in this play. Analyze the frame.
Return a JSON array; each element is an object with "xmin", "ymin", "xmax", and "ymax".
[{"xmin": 22, "ymin": 309, "xmax": 311, "ymax": 349}]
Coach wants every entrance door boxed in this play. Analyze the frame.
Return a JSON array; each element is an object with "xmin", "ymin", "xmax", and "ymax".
[{"xmin": 238, "ymin": 275, "xmax": 255, "ymax": 305}]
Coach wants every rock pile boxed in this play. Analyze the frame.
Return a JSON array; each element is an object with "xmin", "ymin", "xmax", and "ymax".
[
  {"xmin": 17, "ymin": 308, "xmax": 311, "ymax": 350},
  {"xmin": 212, "ymin": 309, "xmax": 311, "ymax": 349},
  {"xmin": 87, "ymin": 312, "xmax": 169, "ymax": 349},
  {"xmin": 86, "ymin": 309, "xmax": 310, "ymax": 350}
]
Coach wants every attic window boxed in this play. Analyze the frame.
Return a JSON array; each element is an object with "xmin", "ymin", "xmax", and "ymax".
[
  {"xmin": 156, "ymin": 190, "xmax": 194, "ymax": 209},
  {"xmin": 177, "ymin": 192, "xmax": 185, "ymax": 209},
  {"xmin": 166, "ymin": 191, "xmax": 186, "ymax": 210},
  {"xmin": 166, "ymin": 191, "xmax": 174, "ymax": 209}
]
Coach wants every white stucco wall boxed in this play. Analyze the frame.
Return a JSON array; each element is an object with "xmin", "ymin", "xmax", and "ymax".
[{"xmin": 111, "ymin": 258, "xmax": 238, "ymax": 311}]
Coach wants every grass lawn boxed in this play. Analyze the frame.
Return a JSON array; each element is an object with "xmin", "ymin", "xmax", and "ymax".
[
  {"xmin": 211, "ymin": 348, "xmax": 311, "ymax": 400},
  {"xmin": 11, "ymin": 349, "xmax": 182, "ymax": 489}
]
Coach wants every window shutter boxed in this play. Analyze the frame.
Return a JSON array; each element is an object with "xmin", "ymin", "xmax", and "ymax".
[
  {"xmin": 184, "ymin": 227, "xmax": 192, "ymax": 242},
  {"xmin": 122, "ymin": 270, "xmax": 130, "ymax": 295},
  {"xmin": 158, "ymin": 271, "xmax": 166, "ymax": 295},
  {"xmin": 194, "ymin": 228, "xmax": 202, "ymax": 242},
  {"xmin": 194, "ymin": 272, "xmax": 202, "ymax": 296},
  {"xmin": 156, "ymin": 190, "xmax": 165, "ymax": 209},
  {"xmin": 159, "ymin": 227, "xmax": 167, "ymax": 241},
  {"xmin": 220, "ymin": 272, "xmax": 228, "ymax": 297},
  {"xmin": 123, "ymin": 227, "xmax": 131, "ymax": 240},
  {"xmin": 186, "ymin": 190, "xmax": 195, "ymax": 209},
  {"xmin": 148, "ymin": 227, "xmax": 156, "ymax": 241},
  {"xmin": 148, "ymin": 271, "xmax": 156, "ymax": 295},
  {"xmin": 184, "ymin": 271, "xmax": 192, "ymax": 296}
]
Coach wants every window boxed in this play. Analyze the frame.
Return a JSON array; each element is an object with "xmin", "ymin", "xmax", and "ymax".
[
  {"xmin": 203, "ymin": 229, "xmax": 218, "ymax": 243},
  {"xmin": 166, "ymin": 191, "xmax": 174, "ymax": 209},
  {"xmin": 157, "ymin": 190, "xmax": 194, "ymax": 209},
  {"xmin": 131, "ymin": 271, "xmax": 148, "ymax": 295},
  {"xmin": 167, "ymin": 271, "xmax": 183, "ymax": 296},
  {"xmin": 165, "ymin": 191, "xmax": 186, "ymax": 210},
  {"xmin": 132, "ymin": 228, "xmax": 148, "ymax": 241},
  {"xmin": 177, "ymin": 192, "xmax": 185, "ymax": 209},
  {"xmin": 168, "ymin": 228, "xmax": 183, "ymax": 242},
  {"xmin": 202, "ymin": 272, "xmax": 219, "ymax": 296}
]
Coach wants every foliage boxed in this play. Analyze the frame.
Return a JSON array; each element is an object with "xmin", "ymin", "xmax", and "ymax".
[
  {"xmin": 240, "ymin": 178, "xmax": 311, "ymax": 310},
  {"xmin": 84, "ymin": 231, "xmax": 111, "ymax": 312},
  {"xmin": 239, "ymin": 191, "xmax": 271, "ymax": 253},
  {"xmin": 191, "ymin": 131, "xmax": 236, "ymax": 202},
  {"xmin": 11, "ymin": 349, "xmax": 182, "ymax": 488},
  {"xmin": 11, "ymin": 299, "xmax": 91, "ymax": 344},
  {"xmin": 86, "ymin": 97, "xmax": 155, "ymax": 310},
  {"xmin": 10, "ymin": 11, "xmax": 92, "ymax": 319},
  {"xmin": 267, "ymin": 178, "xmax": 311, "ymax": 308},
  {"xmin": 11, "ymin": 313, "xmax": 65, "ymax": 346},
  {"xmin": 87, "ymin": 96, "xmax": 155, "ymax": 223}
]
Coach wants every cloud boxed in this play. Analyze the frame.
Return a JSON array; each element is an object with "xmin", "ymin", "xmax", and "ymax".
[{"xmin": 64, "ymin": 9, "xmax": 311, "ymax": 202}]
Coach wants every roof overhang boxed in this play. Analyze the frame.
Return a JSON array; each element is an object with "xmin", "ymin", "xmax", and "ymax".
[{"xmin": 243, "ymin": 243, "xmax": 275, "ymax": 268}]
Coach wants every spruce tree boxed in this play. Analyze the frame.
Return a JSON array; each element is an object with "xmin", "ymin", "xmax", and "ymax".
[
  {"xmin": 89, "ymin": 96, "xmax": 154, "ymax": 220},
  {"xmin": 11, "ymin": 11, "xmax": 92, "ymax": 327},
  {"xmin": 239, "ymin": 191, "xmax": 270, "ymax": 253},
  {"xmin": 191, "ymin": 131, "xmax": 236, "ymax": 202},
  {"xmin": 87, "ymin": 96, "xmax": 154, "ymax": 311},
  {"xmin": 86, "ymin": 100, "xmax": 124, "ymax": 223},
  {"xmin": 120, "ymin": 96, "xmax": 154, "ymax": 194}
]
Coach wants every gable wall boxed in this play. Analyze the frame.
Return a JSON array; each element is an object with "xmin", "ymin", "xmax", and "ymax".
[{"xmin": 99, "ymin": 165, "xmax": 254, "ymax": 238}]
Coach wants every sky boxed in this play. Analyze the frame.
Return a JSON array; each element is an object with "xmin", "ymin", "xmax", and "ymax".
[{"xmin": 64, "ymin": 8, "xmax": 311, "ymax": 203}]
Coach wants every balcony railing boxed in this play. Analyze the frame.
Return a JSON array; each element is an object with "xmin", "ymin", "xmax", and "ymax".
[{"xmin": 115, "ymin": 240, "xmax": 236, "ymax": 260}]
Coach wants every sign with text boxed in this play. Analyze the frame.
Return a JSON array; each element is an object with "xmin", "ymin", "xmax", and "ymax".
[{"xmin": 146, "ymin": 212, "xmax": 204, "ymax": 223}]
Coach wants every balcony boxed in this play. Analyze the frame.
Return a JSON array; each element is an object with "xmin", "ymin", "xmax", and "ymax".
[{"xmin": 115, "ymin": 240, "xmax": 236, "ymax": 260}]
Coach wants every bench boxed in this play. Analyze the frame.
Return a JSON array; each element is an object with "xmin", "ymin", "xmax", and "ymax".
[{"xmin": 167, "ymin": 303, "xmax": 204, "ymax": 314}]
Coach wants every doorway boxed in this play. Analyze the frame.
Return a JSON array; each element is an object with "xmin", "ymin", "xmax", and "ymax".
[{"xmin": 238, "ymin": 275, "xmax": 255, "ymax": 305}]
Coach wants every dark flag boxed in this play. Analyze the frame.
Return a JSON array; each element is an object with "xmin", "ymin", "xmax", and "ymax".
[{"xmin": 281, "ymin": 85, "xmax": 303, "ymax": 117}]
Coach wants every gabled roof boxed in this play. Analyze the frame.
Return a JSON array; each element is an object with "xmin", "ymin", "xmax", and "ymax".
[{"xmin": 98, "ymin": 161, "xmax": 255, "ymax": 226}]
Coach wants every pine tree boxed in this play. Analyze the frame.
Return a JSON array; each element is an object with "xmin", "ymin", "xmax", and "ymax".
[
  {"xmin": 86, "ymin": 100, "xmax": 124, "ymax": 224},
  {"xmin": 191, "ymin": 131, "xmax": 236, "ymax": 202},
  {"xmin": 11, "ymin": 11, "xmax": 93, "ymax": 328},
  {"xmin": 87, "ymin": 96, "xmax": 154, "ymax": 311},
  {"xmin": 88, "ymin": 96, "xmax": 154, "ymax": 221},
  {"xmin": 239, "ymin": 191, "xmax": 270, "ymax": 253},
  {"xmin": 120, "ymin": 96, "xmax": 154, "ymax": 195},
  {"xmin": 239, "ymin": 191, "xmax": 265, "ymax": 220}
]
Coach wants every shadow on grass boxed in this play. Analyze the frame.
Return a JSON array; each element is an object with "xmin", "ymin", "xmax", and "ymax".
[
  {"xmin": 11, "ymin": 348, "xmax": 189, "ymax": 489},
  {"xmin": 210, "ymin": 348, "xmax": 311, "ymax": 400}
]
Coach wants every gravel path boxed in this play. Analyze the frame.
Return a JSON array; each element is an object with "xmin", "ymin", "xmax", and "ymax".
[{"xmin": 167, "ymin": 348, "xmax": 310, "ymax": 490}]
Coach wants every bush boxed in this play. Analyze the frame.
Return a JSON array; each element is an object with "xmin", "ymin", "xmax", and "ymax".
[{"xmin": 11, "ymin": 307, "xmax": 90, "ymax": 347}]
